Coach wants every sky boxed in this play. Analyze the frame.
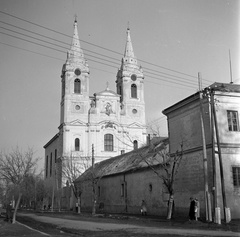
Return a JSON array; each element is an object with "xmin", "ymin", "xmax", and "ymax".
[{"xmin": 0, "ymin": 0, "xmax": 239, "ymax": 172}]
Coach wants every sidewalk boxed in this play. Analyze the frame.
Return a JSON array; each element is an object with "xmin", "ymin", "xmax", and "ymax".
[{"xmin": 17, "ymin": 211, "xmax": 240, "ymax": 237}]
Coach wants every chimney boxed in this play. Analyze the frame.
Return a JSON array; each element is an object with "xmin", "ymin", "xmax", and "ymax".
[{"xmin": 147, "ymin": 134, "xmax": 151, "ymax": 146}]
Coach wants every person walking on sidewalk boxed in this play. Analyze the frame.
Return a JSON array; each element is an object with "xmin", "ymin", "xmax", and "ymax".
[
  {"xmin": 194, "ymin": 198, "xmax": 199, "ymax": 221},
  {"xmin": 141, "ymin": 200, "xmax": 147, "ymax": 216},
  {"xmin": 189, "ymin": 197, "xmax": 195, "ymax": 221}
]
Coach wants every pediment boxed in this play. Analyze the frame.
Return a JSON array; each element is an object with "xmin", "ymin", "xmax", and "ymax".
[
  {"xmin": 95, "ymin": 89, "xmax": 119, "ymax": 97},
  {"xmin": 127, "ymin": 122, "xmax": 144, "ymax": 129},
  {"xmin": 98, "ymin": 120, "xmax": 119, "ymax": 129},
  {"xmin": 69, "ymin": 119, "xmax": 86, "ymax": 126}
]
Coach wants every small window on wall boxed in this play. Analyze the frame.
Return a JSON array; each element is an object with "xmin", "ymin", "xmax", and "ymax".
[
  {"xmin": 74, "ymin": 79, "xmax": 81, "ymax": 94},
  {"xmin": 131, "ymin": 84, "xmax": 137, "ymax": 98},
  {"xmin": 75, "ymin": 138, "xmax": 80, "ymax": 151},
  {"xmin": 227, "ymin": 111, "xmax": 239, "ymax": 131},
  {"xmin": 121, "ymin": 183, "xmax": 125, "ymax": 197},
  {"xmin": 133, "ymin": 140, "xmax": 138, "ymax": 150},
  {"xmin": 104, "ymin": 134, "xmax": 113, "ymax": 151},
  {"xmin": 149, "ymin": 183, "xmax": 153, "ymax": 192},
  {"xmin": 232, "ymin": 166, "xmax": 240, "ymax": 187},
  {"xmin": 55, "ymin": 149, "xmax": 57, "ymax": 163},
  {"xmin": 98, "ymin": 186, "xmax": 101, "ymax": 197},
  {"xmin": 46, "ymin": 156, "xmax": 48, "ymax": 178},
  {"xmin": 50, "ymin": 153, "xmax": 52, "ymax": 177}
]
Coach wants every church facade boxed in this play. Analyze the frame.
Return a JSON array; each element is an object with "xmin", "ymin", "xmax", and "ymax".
[{"xmin": 44, "ymin": 20, "xmax": 147, "ymax": 187}]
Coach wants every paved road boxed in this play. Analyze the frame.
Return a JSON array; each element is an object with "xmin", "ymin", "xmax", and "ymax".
[{"xmin": 18, "ymin": 213, "xmax": 240, "ymax": 237}]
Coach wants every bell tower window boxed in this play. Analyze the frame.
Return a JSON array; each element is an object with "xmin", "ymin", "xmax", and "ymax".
[
  {"xmin": 75, "ymin": 138, "xmax": 80, "ymax": 151},
  {"xmin": 74, "ymin": 79, "xmax": 81, "ymax": 94},
  {"xmin": 131, "ymin": 84, "xmax": 137, "ymax": 98}
]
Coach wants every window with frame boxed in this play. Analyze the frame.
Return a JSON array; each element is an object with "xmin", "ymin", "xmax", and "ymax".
[
  {"xmin": 104, "ymin": 134, "xmax": 113, "ymax": 151},
  {"xmin": 46, "ymin": 155, "xmax": 48, "ymax": 178},
  {"xmin": 74, "ymin": 79, "xmax": 81, "ymax": 94},
  {"xmin": 131, "ymin": 84, "xmax": 137, "ymax": 98},
  {"xmin": 121, "ymin": 183, "xmax": 125, "ymax": 197},
  {"xmin": 50, "ymin": 153, "xmax": 52, "ymax": 177},
  {"xmin": 149, "ymin": 183, "xmax": 153, "ymax": 192},
  {"xmin": 232, "ymin": 166, "xmax": 240, "ymax": 187},
  {"xmin": 75, "ymin": 138, "xmax": 80, "ymax": 151},
  {"xmin": 227, "ymin": 110, "xmax": 239, "ymax": 131},
  {"xmin": 55, "ymin": 149, "xmax": 57, "ymax": 163},
  {"xmin": 98, "ymin": 186, "xmax": 101, "ymax": 197}
]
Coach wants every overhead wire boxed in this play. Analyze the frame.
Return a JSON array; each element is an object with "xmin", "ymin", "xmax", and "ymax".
[
  {"xmin": 0, "ymin": 22, "xmax": 196, "ymax": 85},
  {"xmin": 0, "ymin": 10, "xmax": 213, "ymax": 85},
  {"xmin": 0, "ymin": 28, "xmax": 199, "ymax": 90}
]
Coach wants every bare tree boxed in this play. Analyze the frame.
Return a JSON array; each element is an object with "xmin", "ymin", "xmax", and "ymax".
[
  {"xmin": 0, "ymin": 147, "xmax": 39, "ymax": 223},
  {"xmin": 90, "ymin": 162, "xmax": 108, "ymax": 215},
  {"xmin": 142, "ymin": 140, "xmax": 183, "ymax": 219},
  {"xmin": 62, "ymin": 154, "xmax": 91, "ymax": 197}
]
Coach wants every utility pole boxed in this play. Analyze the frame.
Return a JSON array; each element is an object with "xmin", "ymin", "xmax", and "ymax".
[
  {"xmin": 198, "ymin": 73, "xmax": 211, "ymax": 222},
  {"xmin": 92, "ymin": 144, "xmax": 96, "ymax": 215},
  {"xmin": 210, "ymin": 90, "xmax": 217, "ymax": 221},
  {"xmin": 212, "ymin": 94, "xmax": 227, "ymax": 222},
  {"xmin": 92, "ymin": 144, "xmax": 95, "ymax": 169}
]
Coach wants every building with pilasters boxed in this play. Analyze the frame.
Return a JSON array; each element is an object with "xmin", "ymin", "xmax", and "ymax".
[{"xmin": 44, "ymin": 19, "xmax": 147, "ymax": 187}]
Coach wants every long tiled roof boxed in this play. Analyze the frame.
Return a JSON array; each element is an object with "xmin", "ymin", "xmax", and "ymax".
[{"xmin": 75, "ymin": 137, "xmax": 168, "ymax": 183}]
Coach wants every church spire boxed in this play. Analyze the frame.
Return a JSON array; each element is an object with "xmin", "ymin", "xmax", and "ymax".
[
  {"xmin": 124, "ymin": 27, "xmax": 135, "ymax": 58},
  {"xmin": 121, "ymin": 27, "xmax": 138, "ymax": 69},
  {"xmin": 67, "ymin": 17, "xmax": 86, "ymax": 64}
]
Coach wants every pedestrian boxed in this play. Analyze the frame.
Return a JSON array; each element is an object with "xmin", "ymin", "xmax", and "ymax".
[
  {"xmin": 189, "ymin": 197, "xmax": 195, "ymax": 221},
  {"xmin": 194, "ymin": 198, "xmax": 199, "ymax": 221},
  {"xmin": 5, "ymin": 202, "xmax": 12, "ymax": 223},
  {"xmin": 141, "ymin": 200, "xmax": 147, "ymax": 216},
  {"xmin": 76, "ymin": 202, "xmax": 78, "ymax": 212}
]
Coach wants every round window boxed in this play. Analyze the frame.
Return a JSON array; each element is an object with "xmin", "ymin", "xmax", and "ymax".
[
  {"xmin": 75, "ymin": 105, "xmax": 80, "ymax": 110},
  {"xmin": 131, "ymin": 74, "xmax": 137, "ymax": 81},
  {"xmin": 75, "ymin": 68, "xmax": 81, "ymax": 76},
  {"xmin": 132, "ymin": 109, "xmax": 137, "ymax": 114}
]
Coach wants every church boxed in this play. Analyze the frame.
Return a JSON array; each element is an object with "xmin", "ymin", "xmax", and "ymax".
[{"xmin": 44, "ymin": 19, "xmax": 147, "ymax": 187}]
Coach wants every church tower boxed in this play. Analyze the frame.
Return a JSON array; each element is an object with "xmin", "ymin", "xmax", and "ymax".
[
  {"xmin": 59, "ymin": 18, "xmax": 90, "ymax": 159},
  {"xmin": 116, "ymin": 28, "xmax": 146, "ymax": 125},
  {"xmin": 44, "ymin": 21, "xmax": 147, "ymax": 188}
]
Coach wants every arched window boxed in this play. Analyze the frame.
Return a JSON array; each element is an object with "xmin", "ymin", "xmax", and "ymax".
[
  {"xmin": 104, "ymin": 134, "xmax": 113, "ymax": 151},
  {"xmin": 75, "ymin": 138, "xmax": 80, "ymax": 151},
  {"xmin": 133, "ymin": 140, "xmax": 138, "ymax": 150},
  {"xmin": 131, "ymin": 84, "xmax": 137, "ymax": 98},
  {"xmin": 74, "ymin": 79, "xmax": 81, "ymax": 94}
]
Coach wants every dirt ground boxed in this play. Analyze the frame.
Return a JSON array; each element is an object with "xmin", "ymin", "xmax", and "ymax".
[{"xmin": 1, "ymin": 210, "xmax": 240, "ymax": 237}]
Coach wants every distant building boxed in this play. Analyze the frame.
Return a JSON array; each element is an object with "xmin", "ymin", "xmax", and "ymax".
[
  {"xmin": 43, "ymin": 19, "xmax": 147, "ymax": 188},
  {"xmin": 163, "ymin": 82, "xmax": 240, "ymax": 219}
]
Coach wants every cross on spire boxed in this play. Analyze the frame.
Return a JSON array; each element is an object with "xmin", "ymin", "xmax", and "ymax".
[
  {"xmin": 127, "ymin": 21, "xmax": 130, "ymax": 30},
  {"xmin": 106, "ymin": 81, "xmax": 109, "ymax": 90}
]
